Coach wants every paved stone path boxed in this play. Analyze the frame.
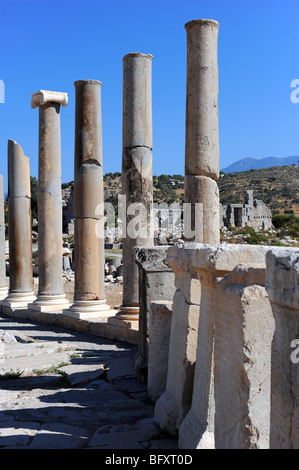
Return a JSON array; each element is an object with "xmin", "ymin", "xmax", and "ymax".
[{"xmin": 0, "ymin": 313, "xmax": 178, "ymax": 449}]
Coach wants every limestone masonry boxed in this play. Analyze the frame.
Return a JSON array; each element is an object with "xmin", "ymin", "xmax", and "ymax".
[{"xmin": 0, "ymin": 18, "xmax": 298, "ymax": 450}]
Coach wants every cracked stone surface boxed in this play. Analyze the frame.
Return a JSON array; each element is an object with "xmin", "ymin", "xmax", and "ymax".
[{"xmin": 0, "ymin": 313, "xmax": 177, "ymax": 449}]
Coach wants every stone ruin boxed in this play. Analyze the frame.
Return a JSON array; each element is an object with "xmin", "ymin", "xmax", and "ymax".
[
  {"xmin": 220, "ymin": 189, "xmax": 272, "ymax": 230},
  {"xmin": 0, "ymin": 18, "xmax": 298, "ymax": 449}
]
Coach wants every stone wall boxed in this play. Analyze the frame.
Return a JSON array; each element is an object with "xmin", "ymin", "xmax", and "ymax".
[
  {"xmin": 150, "ymin": 243, "xmax": 299, "ymax": 449},
  {"xmin": 220, "ymin": 189, "xmax": 272, "ymax": 230}
]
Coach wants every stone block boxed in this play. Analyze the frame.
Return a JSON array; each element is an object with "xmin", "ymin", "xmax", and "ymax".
[
  {"xmin": 147, "ymin": 301, "xmax": 173, "ymax": 402},
  {"xmin": 158, "ymin": 244, "xmax": 270, "ymax": 442},
  {"xmin": 154, "ymin": 290, "xmax": 199, "ymax": 435},
  {"xmin": 73, "ymin": 165, "xmax": 103, "ymax": 219},
  {"xmin": 122, "ymin": 52, "xmax": 153, "ymax": 149},
  {"xmin": 184, "ymin": 175, "xmax": 220, "ymax": 243},
  {"xmin": 266, "ymin": 247, "xmax": 299, "ymax": 448},
  {"xmin": 134, "ymin": 246, "xmax": 176, "ymax": 382},
  {"xmin": 213, "ymin": 265, "xmax": 273, "ymax": 449}
]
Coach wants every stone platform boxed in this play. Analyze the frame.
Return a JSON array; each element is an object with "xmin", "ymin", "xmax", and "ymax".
[
  {"xmin": 0, "ymin": 313, "xmax": 177, "ymax": 449},
  {"xmin": 0, "ymin": 304, "xmax": 139, "ymax": 346}
]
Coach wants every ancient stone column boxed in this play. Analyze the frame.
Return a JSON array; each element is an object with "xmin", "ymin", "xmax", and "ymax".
[
  {"xmin": 154, "ymin": 243, "xmax": 270, "ymax": 441},
  {"xmin": 184, "ymin": 19, "xmax": 220, "ymax": 243},
  {"xmin": 114, "ymin": 52, "xmax": 153, "ymax": 323},
  {"xmin": 0, "ymin": 175, "xmax": 8, "ymax": 300},
  {"xmin": 63, "ymin": 79, "xmax": 112, "ymax": 319},
  {"xmin": 1, "ymin": 141, "xmax": 35, "ymax": 315},
  {"xmin": 28, "ymin": 90, "xmax": 69, "ymax": 312}
]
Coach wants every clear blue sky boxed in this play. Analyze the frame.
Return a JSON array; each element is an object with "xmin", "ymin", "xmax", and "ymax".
[{"xmin": 0, "ymin": 0, "xmax": 298, "ymax": 193}]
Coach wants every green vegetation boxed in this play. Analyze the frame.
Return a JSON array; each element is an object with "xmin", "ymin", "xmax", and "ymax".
[
  {"xmin": 272, "ymin": 213, "xmax": 299, "ymax": 239},
  {"xmin": 2, "ymin": 369, "xmax": 24, "ymax": 379},
  {"xmin": 32, "ymin": 362, "xmax": 70, "ymax": 376},
  {"xmin": 217, "ymin": 166, "xmax": 299, "ymax": 215},
  {"xmin": 153, "ymin": 174, "xmax": 184, "ymax": 204}
]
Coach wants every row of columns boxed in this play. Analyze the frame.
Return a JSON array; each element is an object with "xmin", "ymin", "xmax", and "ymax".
[
  {"xmin": 1, "ymin": 52, "xmax": 155, "ymax": 322},
  {"xmin": 1, "ymin": 18, "xmax": 220, "ymax": 331}
]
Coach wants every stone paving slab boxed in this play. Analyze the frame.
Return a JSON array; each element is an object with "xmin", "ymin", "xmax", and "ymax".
[{"xmin": 0, "ymin": 313, "xmax": 178, "ymax": 449}]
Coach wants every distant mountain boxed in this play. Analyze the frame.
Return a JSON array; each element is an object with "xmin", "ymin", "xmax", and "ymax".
[{"xmin": 221, "ymin": 156, "xmax": 299, "ymax": 173}]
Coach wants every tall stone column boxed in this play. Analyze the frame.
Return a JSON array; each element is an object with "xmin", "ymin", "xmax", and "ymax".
[
  {"xmin": 0, "ymin": 175, "xmax": 8, "ymax": 300},
  {"xmin": 2, "ymin": 141, "xmax": 35, "ymax": 315},
  {"xmin": 184, "ymin": 19, "xmax": 220, "ymax": 243},
  {"xmin": 28, "ymin": 90, "xmax": 69, "ymax": 312},
  {"xmin": 114, "ymin": 52, "xmax": 153, "ymax": 324},
  {"xmin": 63, "ymin": 79, "xmax": 112, "ymax": 319}
]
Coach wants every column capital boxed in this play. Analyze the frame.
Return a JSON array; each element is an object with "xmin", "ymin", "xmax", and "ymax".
[{"xmin": 31, "ymin": 90, "xmax": 68, "ymax": 109}]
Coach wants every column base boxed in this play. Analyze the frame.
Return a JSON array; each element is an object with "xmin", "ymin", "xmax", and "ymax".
[
  {"xmin": 63, "ymin": 299, "xmax": 114, "ymax": 320},
  {"xmin": 114, "ymin": 305, "xmax": 139, "ymax": 320},
  {"xmin": 108, "ymin": 305, "xmax": 139, "ymax": 330},
  {"xmin": 1, "ymin": 291, "xmax": 36, "ymax": 317},
  {"xmin": 28, "ymin": 293, "xmax": 70, "ymax": 313}
]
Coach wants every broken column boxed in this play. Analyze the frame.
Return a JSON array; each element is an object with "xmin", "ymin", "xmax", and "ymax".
[
  {"xmin": 212, "ymin": 264, "xmax": 274, "ymax": 449},
  {"xmin": 133, "ymin": 246, "xmax": 176, "ymax": 383},
  {"xmin": 147, "ymin": 300, "xmax": 173, "ymax": 402},
  {"xmin": 154, "ymin": 245, "xmax": 201, "ymax": 436},
  {"xmin": 113, "ymin": 52, "xmax": 153, "ymax": 324},
  {"xmin": 63, "ymin": 79, "xmax": 112, "ymax": 319},
  {"xmin": 266, "ymin": 247, "xmax": 299, "ymax": 449},
  {"xmin": 176, "ymin": 245, "xmax": 271, "ymax": 449},
  {"xmin": 154, "ymin": 244, "xmax": 271, "ymax": 441},
  {"xmin": 0, "ymin": 175, "xmax": 8, "ymax": 300},
  {"xmin": 184, "ymin": 19, "xmax": 220, "ymax": 243},
  {"xmin": 28, "ymin": 90, "xmax": 69, "ymax": 312},
  {"xmin": 1, "ymin": 141, "xmax": 35, "ymax": 315}
]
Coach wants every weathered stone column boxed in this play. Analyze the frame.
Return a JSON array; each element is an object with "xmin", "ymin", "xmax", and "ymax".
[
  {"xmin": 176, "ymin": 245, "xmax": 271, "ymax": 449},
  {"xmin": 29, "ymin": 90, "xmax": 69, "ymax": 312},
  {"xmin": 0, "ymin": 175, "xmax": 8, "ymax": 300},
  {"xmin": 154, "ymin": 244, "xmax": 270, "ymax": 441},
  {"xmin": 184, "ymin": 19, "xmax": 220, "ymax": 243},
  {"xmin": 63, "ymin": 79, "xmax": 112, "ymax": 319},
  {"xmin": 1, "ymin": 140, "xmax": 35, "ymax": 316},
  {"xmin": 114, "ymin": 52, "xmax": 153, "ymax": 323},
  {"xmin": 133, "ymin": 246, "xmax": 176, "ymax": 382},
  {"xmin": 266, "ymin": 247, "xmax": 299, "ymax": 449}
]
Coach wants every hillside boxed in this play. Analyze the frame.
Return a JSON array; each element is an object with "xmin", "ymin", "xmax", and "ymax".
[
  {"xmin": 218, "ymin": 166, "xmax": 299, "ymax": 216},
  {"xmin": 58, "ymin": 165, "xmax": 299, "ymax": 219},
  {"xmin": 100, "ymin": 166, "xmax": 299, "ymax": 217},
  {"xmin": 221, "ymin": 156, "xmax": 299, "ymax": 173}
]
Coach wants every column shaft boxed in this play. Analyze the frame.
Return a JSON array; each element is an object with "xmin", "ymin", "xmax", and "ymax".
[
  {"xmin": 1, "ymin": 140, "xmax": 35, "ymax": 311},
  {"xmin": 64, "ymin": 80, "xmax": 112, "ymax": 319},
  {"xmin": 29, "ymin": 89, "xmax": 69, "ymax": 311},
  {"xmin": 118, "ymin": 52, "xmax": 153, "ymax": 320},
  {"xmin": 0, "ymin": 175, "xmax": 7, "ymax": 298},
  {"xmin": 38, "ymin": 103, "xmax": 64, "ymax": 296},
  {"xmin": 184, "ymin": 19, "xmax": 220, "ymax": 243},
  {"xmin": 8, "ymin": 140, "xmax": 33, "ymax": 292}
]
